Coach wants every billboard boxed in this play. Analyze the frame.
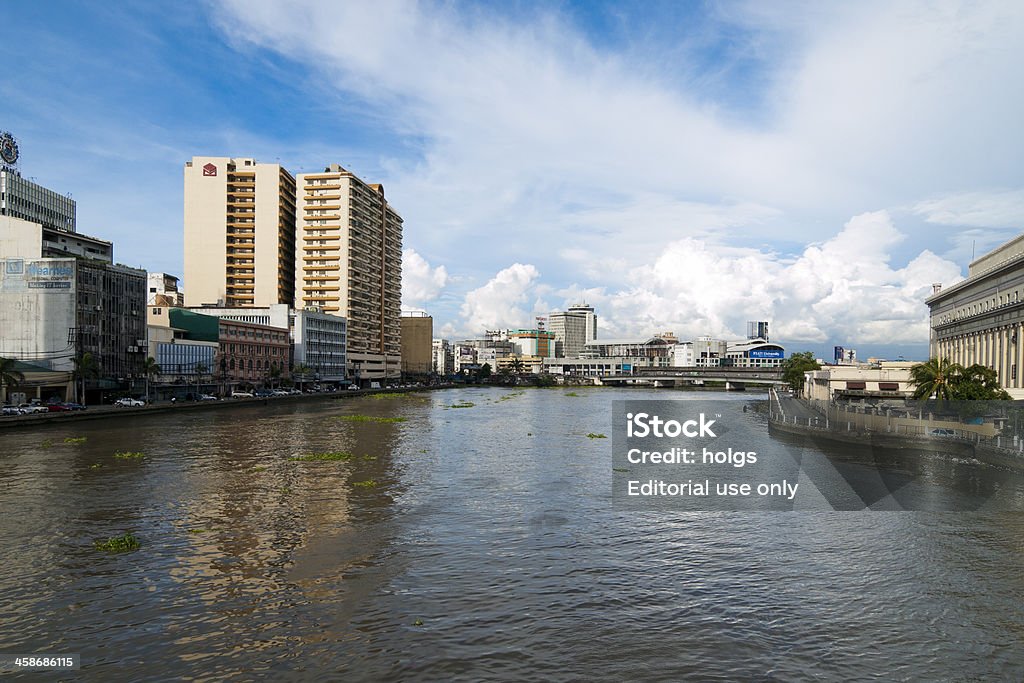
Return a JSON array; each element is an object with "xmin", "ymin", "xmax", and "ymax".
[{"xmin": 749, "ymin": 349, "xmax": 784, "ymax": 359}]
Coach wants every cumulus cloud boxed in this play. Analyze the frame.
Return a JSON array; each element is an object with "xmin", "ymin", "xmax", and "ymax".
[
  {"xmin": 401, "ymin": 248, "xmax": 448, "ymax": 309},
  {"xmin": 544, "ymin": 212, "xmax": 963, "ymax": 345},
  {"xmin": 459, "ymin": 263, "xmax": 542, "ymax": 333}
]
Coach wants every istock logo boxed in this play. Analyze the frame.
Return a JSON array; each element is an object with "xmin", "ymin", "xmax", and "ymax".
[{"xmin": 626, "ymin": 412, "xmax": 717, "ymax": 438}]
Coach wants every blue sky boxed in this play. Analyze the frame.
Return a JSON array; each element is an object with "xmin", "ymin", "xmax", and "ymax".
[{"xmin": 6, "ymin": 1, "xmax": 1024, "ymax": 360}]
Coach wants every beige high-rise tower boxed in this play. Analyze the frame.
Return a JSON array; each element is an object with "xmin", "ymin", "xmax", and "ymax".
[
  {"xmin": 295, "ymin": 164, "xmax": 402, "ymax": 382},
  {"xmin": 183, "ymin": 157, "xmax": 296, "ymax": 308}
]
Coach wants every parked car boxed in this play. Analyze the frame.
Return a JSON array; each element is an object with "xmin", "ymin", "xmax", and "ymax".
[
  {"xmin": 18, "ymin": 403, "xmax": 49, "ymax": 414},
  {"xmin": 62, "ymin": 402, "xmax": 87, "ymax": 411},
  {"xmin": 231, "ymin": 391, "xmax": 254, "ymax": 398},
  {"xmin": 254, "ymin": 389, "xmax": 273, "ymax": 398},
  {"xmin": 347, "ymin": 384, "xmax": 360, "ymax": 391},
  {"xmin": 114, "ymin": 397, "xmax": 145, "ymax": 407},
  {"xmin": 2, "ymin": 405, "xmax": 20, "ymax": 416},
  {"xmin": 198, "ymin": 394, "xmax": 219, "ymax": 401},
  {"xmin": 271, "ymin": 389, "xmax": 290, "ymax": 396},
  {"xmin": 47, "ymin": 403, "xmax": 72, "ymax": 412},
  {"xmin": 929, "ymin": 428, "xmax": 956, "ymax": 437}
]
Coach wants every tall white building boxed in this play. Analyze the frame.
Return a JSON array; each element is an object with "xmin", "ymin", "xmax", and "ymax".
[
  {"xmin": 548, "ymin": 302, "xmax": 597, "ymax": 358},
  {"xmin": 183, "ymin": 156, "xmax": 297, "ymax": 309}
]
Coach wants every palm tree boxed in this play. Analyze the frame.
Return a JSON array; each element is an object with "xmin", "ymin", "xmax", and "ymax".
[
  {"xmin": 142, "ymin": 356, "xmax": 161, "ymax": 403},
  {"xmin": 510, "ymin": 357, "xmax": 526, "ymax": 375},
  {"xmin": 72, "ymin": 352, "xmax": 100, "ymax": 406},
  {"xmin": 0, "ymin": 357, "xmax": 25, "ymax": 404},
  {"xmin": 909, "ymin": 357, "xmax": 963, "ymax": 401}
]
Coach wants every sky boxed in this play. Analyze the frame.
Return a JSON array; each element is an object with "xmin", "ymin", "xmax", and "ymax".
[{"xmin": 5, "ymin": 0, "xmax": 1024, "ymax": 360}]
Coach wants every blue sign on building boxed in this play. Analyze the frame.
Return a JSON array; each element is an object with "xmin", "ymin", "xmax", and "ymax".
[{"xmin": 749, "ymin": 349, "xmax": 784, "ymax": 359}]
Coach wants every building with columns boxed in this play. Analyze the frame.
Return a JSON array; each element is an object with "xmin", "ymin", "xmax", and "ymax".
[{"xmin": 927, "ymin": 233, "xmax": 1024, "ymax": 398}]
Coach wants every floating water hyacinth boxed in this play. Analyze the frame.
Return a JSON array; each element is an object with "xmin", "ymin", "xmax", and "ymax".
[
  {"xmin": 335, "ymin": 415, "xmax": 407, "ymax": 423},
  {"xmin": 94, "ymin": 533, "xmax": 140, "ymax": 552},
  {"xmin": 290, "ymin": 452, "xmax": 354, "ymax": 462},
  {"xmin": 114, "ymin": 451, "xmax": 146, "ymax": 459}
]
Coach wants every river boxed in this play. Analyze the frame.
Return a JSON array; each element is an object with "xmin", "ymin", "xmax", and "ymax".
[{"xmin": 1, "ymin": 387, "xmax": 1022, "ymax": 681}]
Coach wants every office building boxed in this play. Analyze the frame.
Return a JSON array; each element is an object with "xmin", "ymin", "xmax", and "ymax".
[
  {"xmin": 148, "ymin": 272, "xmax": 184, "ymax": 306},
  {"xmin": 548, "ymin": 303, "xmax": 597, "ymax": 358},
  {"xmin": 295, "ymin": 164, "xmax": 402, "ymax": 382},
  {"xmin": 927, "ymin": 233, "xmax": 1024, "ymax": 397},
  {"xmin": 0, "ymin": 132, "xmax": 76, "ymax": 232},
  {"xmin": 432, "ymin": 339, "xmax": 453, "ymax": 375},
  {"xmin": 183, "ymin": 156, "xmax": 297, "ymax": 308}
]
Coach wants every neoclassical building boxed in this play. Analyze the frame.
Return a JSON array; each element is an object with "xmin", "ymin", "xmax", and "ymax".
[{"xmin": 927, "ymin": 234, "xmax": 1024, "ymax": 398}]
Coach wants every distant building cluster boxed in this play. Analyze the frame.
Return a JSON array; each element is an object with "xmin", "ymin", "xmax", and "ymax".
[{"xmin": 432, "ymin": 309, "xmax": 785, "ymax": 380}]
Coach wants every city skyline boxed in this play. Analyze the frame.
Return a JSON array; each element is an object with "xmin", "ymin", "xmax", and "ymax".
[{"xmin": 5, "ymin": 2, "xmax": 1024, "ymax": 358}]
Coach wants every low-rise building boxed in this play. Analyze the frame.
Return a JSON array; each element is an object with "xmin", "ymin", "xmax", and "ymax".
[{"xmin": 802, "ymin": 362, "xmax": 917, "ymax": 405}]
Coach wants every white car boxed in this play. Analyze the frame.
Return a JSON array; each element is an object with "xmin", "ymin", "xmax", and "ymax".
[
  {"xmin": 115, "ymin": 397, "xmax": 145, "ymax": 407},
  {"xmin": 271, "ymin": 389, "xmax": 290, "ymax": 396},
  {"xmin": 18, "ymin": 403, "xmax": 49, "ymax": 414},
  {"xmin": 231, "ymin": 391, "xmax": 254, "ymax": 398},
  {"xmin": 198, "ymin": 394, "xmax": 219, "ymax": 401}
]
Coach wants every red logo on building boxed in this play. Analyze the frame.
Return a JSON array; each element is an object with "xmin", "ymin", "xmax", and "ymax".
[{"xmin": 202, "ymin": 163, "xmax": 218, "ymax": 177}]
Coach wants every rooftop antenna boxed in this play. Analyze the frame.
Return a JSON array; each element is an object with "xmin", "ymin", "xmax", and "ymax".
[{"xmin": 972, "ymin": 240, "xmax": 976, "ymax": 261}]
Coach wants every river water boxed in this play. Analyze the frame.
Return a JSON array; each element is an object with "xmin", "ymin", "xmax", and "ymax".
[{"xmin": 0, "ymin": 387, "xmax": 1022, "ymax": 681}]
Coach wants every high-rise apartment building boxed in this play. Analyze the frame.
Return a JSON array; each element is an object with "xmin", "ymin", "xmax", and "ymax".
[
  {"xmin": 183, "ymin": 157, "xmax": 296, "ymax": 309},
  {"xmin": 295, "ymin": 164, "xmax": 402, "ymax": 382}
]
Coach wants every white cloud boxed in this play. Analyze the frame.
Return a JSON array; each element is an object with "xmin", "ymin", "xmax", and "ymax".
[
  {"xmin": 459, "ymin": 263, "xmax": 542, "ymax": 334},
  {"xmin": 913, "ymin": 190, "xmax": 1024, "ymax": 229},
  {"xmin": 401, "ymin": 248, "xmax": 448, "ymax": 309}
]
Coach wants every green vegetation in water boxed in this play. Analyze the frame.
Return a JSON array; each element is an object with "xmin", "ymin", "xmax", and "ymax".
[
  {"xmin": 251, "ymin": 465, "xmax": 268, "ymax": 472},
  {"xmin": 413, "ymin": 619, "xmax": 424, "ymax": 627},
  {"xmin": 612, "ymin": 468, "xmax": 630, "ymax": 473},
  {"xmin": 336, "ymin": 415, "xmax": 407, "ymax": 423},
  {"xmin": 114, "ymin": 451, "xmax": 146, "ymax": 459},
  {"xmin": 449, "ymin": 402, "xmax": 475, "ymax": 409},
  {"xmin": 419, "ymin": 449, "xmax": 429, "ymax": 454},
  {"xmin": 362, "ymin": 455, "xmax": 377, "ymax": 461},
  {"xmin": 280, "ymin": 486, "xmax": 293, "ymax": 494},
  {"xmin": 89, "ymin": 463, "xmax": 103, "ymax": 470},
  {"xmin": 290, "ymin": 451, "xmax": 354, "ymax": 462},
  {"xmin": 64, "ymin": 437, "xmax": 87, "ymax": 444},
  {"xmin": 369, "ymin": 392, "xmax": 425, "ymax": 400},
  {"xmin": 352, "ymin": 479, "xmax": 378, "ymax": 488},
  {"xmin": 586, "ymin": 433, "xmax": 607, "ymax": 439},
  {"xmin": 564, "ymin": 392, "xmax": 579, "ymax": 397},
  {"xmin": 41, "ymin": 439, "xmax": 53, "ymax": 449},
  {"xmin": 94, "ymin": 533, "xmax": 140, "ymax": 553},
  {"xmin": 188, "ymin": 528, "xmax": 211, "ymax": 534}
]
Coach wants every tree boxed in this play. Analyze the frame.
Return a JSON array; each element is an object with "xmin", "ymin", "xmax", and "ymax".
[
  {"xmin": 510, "ymin": 357, "xmax": 526, "ymax": 375},
  {"xmin": 952, "ymin": 363, "xmax": 1011, "ymax": 400},
  {"xmin": 72, "ymin": 352, "xmax": 100, "ymax": 406},
  {"xmin": 142, "ymin": 356, "xmax": 161, "ymax": 403},
  {"xmin": 478, "ymin": 362, "xmax": 492, "ymax": 381},
  {"xmin": 0, "ymin": 357, "xmax": 25, "ymax": 403},
  {"xmin": 269, "ymin": 362, "xmax": 281, "ymax": 389},
  {"xmin": 908, "ymin": 357, "xmax": 963, "ymax": 401},
  {"xmin": 780, "ymin": 351, "xmax": 820, "ymax": 393}
]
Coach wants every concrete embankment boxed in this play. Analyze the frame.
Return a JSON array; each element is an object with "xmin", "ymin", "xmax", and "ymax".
[
  {"xmin": 0, "ymin": 385, "xmax": 455, "ymax": 432},
  {"xmin": 768, "ymin": 394, "xmax": 1024, "ymax": 472}
]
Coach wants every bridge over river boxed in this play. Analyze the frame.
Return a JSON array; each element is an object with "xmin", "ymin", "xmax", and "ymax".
[{"xmin": 594, "ymin": 367, "xmax": 786, "ymax": 390}]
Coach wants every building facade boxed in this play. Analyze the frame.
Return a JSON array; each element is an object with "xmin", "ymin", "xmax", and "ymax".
[
  {"xmin": 293, "ymin": 308, "xmax": 347, "ymax": 383},
  {"xmin": 432, "ymin": 338, "xmax": 453, "ymax": 375},
  {"xmin": 927, "ymin": 233, "xmax": 1024, "ymax": 398},
  {"xmin": 294, "ymin": 164, "xmax": 402, "ymax": 382},
  {"xmin": 148, "ymin": 272, "xmax": 184, "ymax": 306},
  {"xmin": 1, "ymin": 170, "xmax": 76, "ymax": 232},
  {"xmin": 184, "ymin": 157, "xmax": 297, "ymax": 308},
  {"xmin": 547, "ymin": 303, "xmax": 597, "ymax": 358},
  {"xmin": 400, "ymin": 313, "xmax": 433, "ymax": 375}
]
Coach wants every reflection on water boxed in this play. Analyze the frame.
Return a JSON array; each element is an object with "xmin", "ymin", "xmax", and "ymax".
[{"xmin": 0, "ymin": 388, "xmax": 1022, "ymax": 681}]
